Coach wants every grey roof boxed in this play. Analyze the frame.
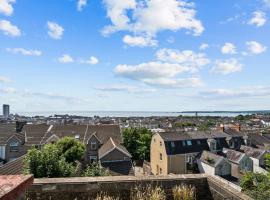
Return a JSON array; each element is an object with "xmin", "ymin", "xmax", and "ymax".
[
  {"xmin": 98, "ymin": 137, "xmax": 131, "ymax": 159},
  {"xmin": 22, "ymin": 124, "xmax": 122, "ymax": 146},
  {"xmin": 0, "ymin": 156, "xmax": 25, "ymax": 175},
  {"xmin": 224, "ymin": 128, "xmax": 244, "ymax": 137},
  {"xmin": 0, "ymin": 124, "xmax": 18, "ymax": 145},
  {"xmin": 223, "ymin": 148, "xmax": 245, "ymax": 164},
  {"xmin": 23, "ymin": 124, "xmax": 50, "ymax": 145},
  {"xmin": 159, "ymin": 130, "xmax": 230, "ymax": 142},
  {"xmin": 240, "ymin": 145, "xmax": 266, "ymax": 159},
  {"xmin": 200, "ymin": 151, "xmax": 225, "ymax": 167}
]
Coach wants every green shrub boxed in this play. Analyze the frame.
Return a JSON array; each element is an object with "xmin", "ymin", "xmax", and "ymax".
[{"xmin": 83, "ymin": 162, "xmax": 110, "ymax": 177}]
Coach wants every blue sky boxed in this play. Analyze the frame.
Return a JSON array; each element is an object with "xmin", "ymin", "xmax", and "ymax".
[{"xmin": 1, "ymin": 0, "xmax": 270, "ymax": 113}]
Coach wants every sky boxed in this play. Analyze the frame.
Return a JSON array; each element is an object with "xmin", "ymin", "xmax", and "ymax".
[{"xmin": 1, "ymin": 0, "xmax": 270, "ymax": 113}]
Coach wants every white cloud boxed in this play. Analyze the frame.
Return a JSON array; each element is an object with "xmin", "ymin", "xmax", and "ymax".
[
  {"xmin": 211, "ymin": 59, "xmax": 243, "ymax": 75},
  {"xmin": 6, "ymin": 48, "xmax": 42, "ymax": 56},
  {"xmin": 47, "ymin": 21, "xmax": 64, "ymax": 40},
  {"xmin": 102, "ymin": 0, "xmax": 204, "ymax": 45},
  {"xmin": 200, "ymin": 86, "xmax": 270, "ymax": 99},
  {"xmin": 0, "ymin": 20, "xmax": 21, "ymax": 37},
  {"xmin": 221, "ymin": 43, "xmax": 237, "ymax": 54},
  {"xmin": 142, "ymin": 77, "xmax": 204, "ymax": 88},
  {"xmin": 77, "ymin": 0, "xmax": 87, "ymax": 11},
  {"xmin": 246, "ymin": 41, "xmax": 267, "ymax": 55},
  {"xmin": 156, "ymin": 48, "xmax": 210, "ymax": 72},
  {"xmin": 79, "ymin": 56, "xmax": 99, "ymax": 65},
  {"xmin": 58, "ymin": 54, "xmax": 74, "ymax": 63},
  {"xmin": 248, "ymin": 11, "xmax": 266, "ymax": 27},
  {"xmin": 115, "ymin": 61, "xmax": 190, "ymax": 80},
  {"xmin": 123, "ymin": 34, "xmax": 158, "ymax": 47},
  {"xmin": 114, "ymin": 48, "xmax": 208, "ymax": 88},
  {"xmin": 0, "ymin": 76, "xmax": 11, "ymax": 83},
  {"xmin": 0, "ymin": 0, "xmax": 15, "ymax": 16},
  {"xmin": 199, "ymin": 43, "xmax": 209, "ymax": 50},
  {"xmin": 0, "ymin": 87, "xmax": 16, "ymax": 94},
  {"xmin": 96, "ymin": 85, "xmax": 156, "ymax": 93}
]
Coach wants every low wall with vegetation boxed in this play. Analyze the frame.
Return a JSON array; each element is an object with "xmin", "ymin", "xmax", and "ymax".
[{"xmin": 26, "ymin": 174, "xmax": 252, "ymax": 200}]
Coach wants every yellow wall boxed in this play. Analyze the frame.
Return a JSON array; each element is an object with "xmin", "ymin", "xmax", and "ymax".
[{"xmin": 150, "ymin": 134, "xmax": 168, "ymax": 175}]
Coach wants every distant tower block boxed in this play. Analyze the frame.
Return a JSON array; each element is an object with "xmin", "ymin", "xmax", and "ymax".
[{"xmin": 3, "ymin": 104, "xmax": 10, "ymax": 119}]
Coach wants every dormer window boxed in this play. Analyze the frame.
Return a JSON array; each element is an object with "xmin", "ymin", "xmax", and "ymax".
[
  {"xmin": 91, "ymin": 141, "xmax": 97, "ymax": 150},
  {"xmin": 182, "ymin": 141, "xmax": 186, "ymax": 146},
  {"xmin": 10, "ymin": 141, "xmax": 19, "ymax": 152},
  {"xmin": 171, "ymin": 141, "xmax": 175, "ymax": 148},
  {"xmin": 197, "ymin": 140, "xmax": 201, "ymax": 145},
  {"xmin": 187, "ymin": 140, "xmax": 192, "ymax": 146}
]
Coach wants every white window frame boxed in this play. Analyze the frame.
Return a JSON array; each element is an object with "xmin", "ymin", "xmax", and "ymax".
[
  {"xmin": 10, "ymin": 141, "xmax": 19, "ymax": 152},
  {"xmin": 90, "ymin": 156, "xmax": 97, "ymax": 162}
]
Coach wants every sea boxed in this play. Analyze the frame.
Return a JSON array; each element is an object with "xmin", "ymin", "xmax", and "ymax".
[{"xmin": 16, "ymin": 111, "xmax": 269, "ymax": 118}]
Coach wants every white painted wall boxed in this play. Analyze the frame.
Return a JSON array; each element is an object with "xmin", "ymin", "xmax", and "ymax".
[{"xmin": 198, "ymin": 160, "xmax": 215, "ymax": 176}]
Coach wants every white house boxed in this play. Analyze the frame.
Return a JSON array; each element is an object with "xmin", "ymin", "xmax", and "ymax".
[
  {"xmin": 198, "ymin": 151, "xmax": 231, "ymax": 177},
  {"xmin": 240, "ymin": 145, "xmax": 268, "ymax": 175}
]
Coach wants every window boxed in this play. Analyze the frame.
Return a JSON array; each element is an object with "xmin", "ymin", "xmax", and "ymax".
[
  {"xmin": 159, "ymin": 167, "xmax": 163, "ymax": 175},
  {"xmin": 91, "ymin": 141, "xmax": 97, "ymax": 150},
  {"xmin": 171, "ymin": 141, "xmax": 175, "ymax": 148},
  {"xmin": 160, "ymin": 141, "xmax": 162, "ymax": 146},
  {"xmin": 187, "ymin": 140, "xmax": 192, "ymax": 146},
  {"xmin": 160, "ymin": 153, "xmax": 163, "ymax": 160},
  {"xmin": 10, "ymin": 141, "xmax": 19, "ymax": 152},
  {"xmin": 154, "ymin": 139, "xmax": 156, "ymax": 142},
  {"xmin": 197, "ymin": 140, "xmax": 201, "ymax": 145},
  {"xmin": 75, "ymin": 134, "xmax": 80, "ymax": 140},
  {"xmin": 90, "ymin": 156, "xmax": 97, "ymax": 163},
  {"xmin": 182, "ymin": 141, "xmax": 186, "ymax": 146}
]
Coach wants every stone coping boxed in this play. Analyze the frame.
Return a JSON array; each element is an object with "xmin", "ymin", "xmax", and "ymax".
[
  {"xmin": 0, "ymin": 175, "xmax": 34, "ymax": 200},
  {"xmin": 33, "ymin": 174, "xmax": 208, "ymax": 184}
]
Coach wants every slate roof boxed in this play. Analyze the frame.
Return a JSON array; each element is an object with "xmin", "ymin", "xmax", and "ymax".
[
  {"xmin": 21, "ymin": 124, "xmax": 122, "ymax": 146},
  {"xmin": 222, "ymin": 148, "xmax": 245, "ymax": 164},
  {"xmin": 224, "ymin": 128, "xmax": 244, "ymax": 137},
  {"xmin": 0, "ymin": 124, "xmax": 18, "ymax": 145},
  {"xmin": 0, "ymin": 156, "xmax": 25, "ymax": 175},
  {"xmin": 200, "ymin": 151, "xmax": 225, "ymax": 167},
  {"xmin": 248, "ymin": 133, "xmax": 270, "ymax": 147},
  {"xmin": 23, "ymin": 124, "xmax": 50, "ymax": 145},
  {"xmin": 98, "ymin": 137, "xmax": 131, "ymax": 159},
  {"xmin": 101, "ymin": 160, "xmax": 134, "ymax": 176},
  {"xmin": 240, "ymin": 145, "xmax": 266, "ymax": 159}
]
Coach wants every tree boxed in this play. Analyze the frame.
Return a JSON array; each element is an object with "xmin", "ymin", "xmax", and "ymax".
[
  {"xmin": 83, "ymin": 162, "xmax": 110, "ymax": 177},
  {"xmin": 24, "ymin": 137, "xmax": 85, "ymax": 178},
  {"xmin": 264, "ymin": 153, "xmax": 270, "ymax": 171},
  {"xmin": 240, "ymin": 172, "xmax": 270, "ymax": 200},
  {"xmin": 56, "ymin": 137, "xmax": 86, "ymax": 163},
  {"xmin": 122, "ymin": 128, "xmax": 152, "ymax": 161}
]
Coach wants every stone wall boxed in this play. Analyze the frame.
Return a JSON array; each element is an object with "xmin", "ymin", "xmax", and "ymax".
[{"xmin": 26, "ymin": 174, "xmax": 252, "ymax": 200}]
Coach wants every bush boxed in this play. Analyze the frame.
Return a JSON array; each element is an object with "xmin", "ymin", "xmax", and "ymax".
[
  {"xmin": 83, "ymin": 162, "xmax": 110, "ymax": 177},
  {"xmin": 172, "ymin": 184, "xmax": 196, "ymax": 200},
  {"xmin": 131, "ymin": 185, "xmax": 166, "ymax": 200},
  {"xmin": 24, "ymin": 137, "xmax": 85, "ymax": 178},
  {"xmin": 240, "ymin": 172, "xmax": 270, "ymax": 200},
  {"xmin": 56, "ymin": 137, "xmax": 85, "ymax": 163}
]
